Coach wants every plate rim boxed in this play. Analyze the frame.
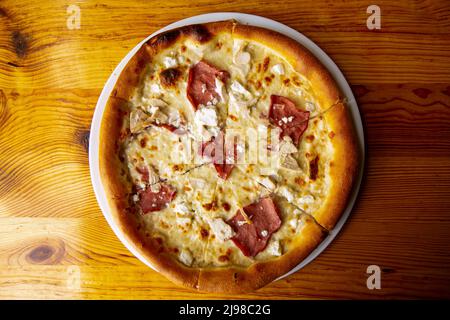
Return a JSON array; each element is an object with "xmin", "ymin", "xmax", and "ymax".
[{"xmin": 89, "ymin": 12, "xmax": 365, "ymax": 283}]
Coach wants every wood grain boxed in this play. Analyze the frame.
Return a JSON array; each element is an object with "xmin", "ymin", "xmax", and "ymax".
[{"xmin": 0, "ymin": 0, "xmax": 450, "ymax": 299}]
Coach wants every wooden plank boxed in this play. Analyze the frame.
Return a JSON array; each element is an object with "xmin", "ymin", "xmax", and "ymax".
[
  {"xmin": 0, "ymin": 0, "xmax": 449, "ymax": 299},
  {"xmin": 1, "ymin": 1, "xmax": 450, "ymax": 89},
  {"xmin": 0, "ymin": 82, "xmax": 449, "ymax": 298},
  {"xmin": 0, "ymin": 218, "xmax": 138, "ymax": 266},
  {"xmin": 0, "ymin": 89, "xmax": 96, "ymax": 218},
  {"xmin": 1, "ymin": 32, "xmax": 449, "ymax": 88}
]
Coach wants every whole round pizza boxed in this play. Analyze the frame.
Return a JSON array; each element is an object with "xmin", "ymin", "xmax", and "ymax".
[{"xmin": 99, "ymin": 20, "xmax": 360, "ymax": 293}]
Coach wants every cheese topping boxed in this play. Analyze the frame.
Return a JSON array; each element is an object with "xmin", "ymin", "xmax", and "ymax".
[
  {"xmin": 195, "ymin": 107, "xmax": 218, "ymax": 127},
  {"xmin": 266, "ymin": 240, "xmax": 282, "ymax": 256},
  {"xmin": 118, "ymin": 30, "xmax": 334, "ymax": 268},
  {"xmin": 208, "ymin": 218, "xmax": 235, "ymax": 241},
  {"xmin": 271, "ymin": 63, "xmax": 285, "ymax": 75},
  {"xmin": 179, "ymin": 248, "xmax": 194, "ymax": 266}
]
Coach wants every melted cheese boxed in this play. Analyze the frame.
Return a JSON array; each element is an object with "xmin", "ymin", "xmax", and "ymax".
[{"xmin": 121, "ymin": 30, "xmax": 334, "ymax": 268}]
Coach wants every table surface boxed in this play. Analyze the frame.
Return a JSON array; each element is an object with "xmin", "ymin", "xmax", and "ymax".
[{"xmin": 1, "ymin": 0, "xmax": 449, "ymax": 299}]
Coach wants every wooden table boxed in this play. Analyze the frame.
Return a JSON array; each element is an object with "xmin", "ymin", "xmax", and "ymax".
[{"xmin": 1, "ymin": 0, "xmax": 449, "ymax": 299}]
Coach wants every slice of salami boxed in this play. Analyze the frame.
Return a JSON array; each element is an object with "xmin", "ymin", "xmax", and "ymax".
[
  {"xmin": 227, "ymin": 197, "xmax": 282, "ymax": 257},
  {"xmin": 269, "ymin": 95, "xmax": 310, "ymax": 145},
  {"xmin": 139, "ymin": 184, "xmax": 177, "ymax": 213},
  {"xmin": 199, "ymin": 131, "xmax": 237, "ymax": 180},
  {"xmin": 187, "ymin": 60, "xmax": 229, "ymax": 110}
]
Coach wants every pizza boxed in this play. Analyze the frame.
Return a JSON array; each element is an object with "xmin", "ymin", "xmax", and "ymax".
[{"xmin": 99, "ymin": 20, "xmax": 360, "ymax": 293}]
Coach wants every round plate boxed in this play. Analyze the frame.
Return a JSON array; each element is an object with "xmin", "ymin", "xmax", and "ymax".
[{"xmin": 89, "ymin": 12, "xmax": 365, "ymax": 283}]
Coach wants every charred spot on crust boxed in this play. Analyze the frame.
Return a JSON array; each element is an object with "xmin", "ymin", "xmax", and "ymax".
[
  {"xmin": 134, "ymin": 58, "xmax": 146, "ymax": 74},
  {"xmin": 153, "ymin": 237, "xmax": 163, "ymax": 246},
  {"xmin": 147, "ymin": 29, "xmax": 181, "ymax": 49},
  {"xmin": 159, "ymin": 67, "xmax": 182, "ymax": 88},
  {"xmin": 184, "ymin": 24, "xmax": 211, "ymax": 43},
  {"xmin": 126, "ymin": 202, "xmax": 138, "ymax": 215},
  {"xmin": 146, "ymin": 24, "xmax": 211, "ymax": 50},
  {"xmin": 309, "ymin": 155, "xmax": 319, "ymax": 181}
]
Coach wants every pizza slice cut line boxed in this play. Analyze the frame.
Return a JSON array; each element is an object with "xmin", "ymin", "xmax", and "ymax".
[{"xmin": 231, "ymin": 164, "xmax": 330, "ymax": 231}]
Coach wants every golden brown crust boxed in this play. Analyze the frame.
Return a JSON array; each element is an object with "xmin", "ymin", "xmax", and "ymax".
[
  {"xmin": 314, "ymin": 102, "xmax": 361, "ymax": 230},
  {"xmin": 98, "ymin": 21, "xmax": 360, "ymax": 293},
  {"xmin": 112, "ymin": 46, "xmax": 151, "ymax": 100}
]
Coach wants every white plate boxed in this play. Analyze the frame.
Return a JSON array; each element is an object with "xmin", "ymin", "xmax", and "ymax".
[{"xmin": 89, "ymin": 12, "xmax": 365, "ymax": 283}]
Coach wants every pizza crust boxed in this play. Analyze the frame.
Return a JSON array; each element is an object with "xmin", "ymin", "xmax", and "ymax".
[
  {"xmin": 314, "ymin": 102, "xmax": 360, "ymax": 229},
  {"xmin": 98, "ymin": 20, "xmax": 360, "ymax": 293}
]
